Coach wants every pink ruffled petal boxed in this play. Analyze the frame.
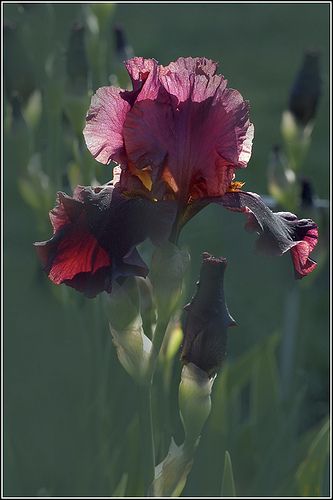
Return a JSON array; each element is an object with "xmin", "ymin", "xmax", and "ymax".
[
  {"xmin": 125, "ymin": 57, "xmax": 160, "ymax": 100},
  {"xmin": 83, "ymin": 86, "xmax": 130, "ymax": 165},
  {"xmin": 84, "ymin": 57, "xmax": 253, "ymax": 200},
  {"xmin": 164, "ymin": 57, "xmax": 219, "ymax": 77},
  {"xmin": 160, "ymin": 57, "xmax": 223, "ymax": 103},
  {"xmin": 290, "ymin": 226, "xmax": 318, "ymax": 278},
  {"xmin": 123, "ymin": 57, "xmax": 253, "ymax": 199}
]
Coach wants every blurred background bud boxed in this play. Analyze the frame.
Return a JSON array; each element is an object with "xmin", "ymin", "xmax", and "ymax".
[
  {"xmin": 17, "ymin": 153, "xmax": 54, "ymax": 237},
  {"xmin": 66, "ymin": 22, "xmax": 89, "ymax": 94},
  {"xmin": 267, "ymin": 144, "xmax": 297, "ymax": 210},
  {"xmin": 8, "ymin": 94, "xmax": 32, "ymax": 167},
  {"xmin": 64, "ymin": 22, "xmax": 91, "ymax": 136},
  {"xmin": 90, "ymin": 3, "xmax": 116, "ymax": 34},
  {"xmin": 281, "ymin": 50, "xmax": 322, "ymax": 172},
  {"xmin": 181, "ymin": 253, "xmax": 236, "ymax": 378},
  {"xmin": 288, "ymin": 50, "xmax": 321, "ymax": 127},
  {"xmin": 114, "ymin": 24, "xmax": 134, "ymax": 62},
  {"xmin": 4, "ymin": 20, "xmax": 35, "ymax": 102},
  {"xmin": 111, "ymin": 24, "xmax": 134, "ymax": 88},
  {"xmin": 300, "ymin": 176, "xmax": 315, "ymax": 209},
  {"xmin": 280, "ymin": 109, "xmax": 312, "ymax": 172}
]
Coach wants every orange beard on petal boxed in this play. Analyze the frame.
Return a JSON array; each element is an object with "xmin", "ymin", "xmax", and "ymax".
[
  {"xmin": 161, "ymin": 165, "xmax": 179, "ymax": 194},
  {"xmin": 228, "ymin": 181, "xmax": 245, "ymax": 192},
  {"xmin": 128, "ymin": 161, "xmax": 153, "ymax": 191},
  {"xmin": 124, "ymin": 161, "xmax": 183, "ymax": 202}
]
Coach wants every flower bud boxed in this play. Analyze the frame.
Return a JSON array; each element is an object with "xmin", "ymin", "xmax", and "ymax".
[
  {"xmin": 300, "ymin": 177, "xmax": 315, "ymax": 209},
  {"xmin": 64, "ymin": 22, "xmax": 90, "ymax": 135},
  {"xmin": 267, "ymin": 144, "xmax": 297, "ymax": 210},
  {"xmin": 114, "ymin": 24, "xmax": 134, "ymax": 62},
  {"xmin": 288, "ymin": 50, "xmax": 321, "ymax": 127},
  {"xmin": 66, "ymin": 22, "xmax": 88, "ymax": 94},
  {"xmin": 181, "ymin": 253, "xmax": 236, "ymax": 377}
]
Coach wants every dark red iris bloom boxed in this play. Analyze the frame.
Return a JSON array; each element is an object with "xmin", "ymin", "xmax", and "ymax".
[
  {"xmin": 35, "ymin": 57, "xmax": 318, "ymax": 297},
  {"xmin": 83, "ymin": 56, "xmax": 318, "ymax": 279}
]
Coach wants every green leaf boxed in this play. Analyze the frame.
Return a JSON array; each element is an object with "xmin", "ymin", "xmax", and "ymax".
[
  {"xmin": 112, "ymin": 473, "xmax": 128, "ymax": 497},
  {"xmin": 296, "ymin": 419, "xmax": 329, "ymax": 496},
  {"xmin": 64, "ymin": 94, "xmax": 91, "ymax": 137},
  {"xmin": 90, "ymin": 3, "xmax": 116, "ymax": 34},
  {"xmin": 18, "ymin": 178, "xmax": 42, "ymax": 212},
  {"xmin": 23, "ymin": 90, "xmax": 42, "ymax": 130},
  {"xmin": 251, "ymin": 335, "xmax": 281, "ymax": 429},
  {"xmin": 221, "ymin": 451, "xmax": 236, "ymax": 496}
]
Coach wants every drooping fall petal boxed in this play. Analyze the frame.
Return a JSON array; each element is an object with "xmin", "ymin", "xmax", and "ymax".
[
  {"xmin": 34, "ymin": 185, "xmax": 176, "ymax": 297},
  {"xmin": 219, "ymin": 190, "xmax": 318, "ymax": 278}
]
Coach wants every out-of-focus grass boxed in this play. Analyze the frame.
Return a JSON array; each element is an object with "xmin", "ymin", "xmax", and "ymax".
[{"xmin": 4, "ymin": 3, "xmax": 329, "ymax": 497}]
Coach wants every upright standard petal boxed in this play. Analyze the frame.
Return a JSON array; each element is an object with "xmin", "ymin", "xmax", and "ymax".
[
  {"xmin": 35, "ymin": 185, "xmax": 177, "ymax": 297},
  {"xmin": 83, "ymin": 58, "xmax": 160, "ymax": 167},
  {"xmin": 220, "ymin": 190, "xmax": 318, "ymax": 278},
  {"xmin": 123, "ymin": 57, "xmax": 254, "ymax": 201},
  {"xmin": 83, "ymin": 86, "xmax": 131, "ymax": 165}
]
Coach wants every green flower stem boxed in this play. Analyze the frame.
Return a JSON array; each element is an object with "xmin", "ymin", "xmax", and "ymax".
[
  {"xmin": 139, "ymin": 383, "xmax": 156, "ymax": 495},
  {"xmin": 147, "ymin": 317, "xmax": 171, "ymax": 382},
  {"xmin": 139, "ymin": 315, "xmax": 172, "ymax": 494}
]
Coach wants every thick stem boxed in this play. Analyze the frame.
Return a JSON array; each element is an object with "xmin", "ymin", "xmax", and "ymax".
[{"xmin": 139, "ymin": 383, "xmax": 155, "ymax": 495}]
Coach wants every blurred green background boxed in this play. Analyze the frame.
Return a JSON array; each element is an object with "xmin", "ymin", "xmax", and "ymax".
[{"xmin": 4, "ymin": 3, "xmax": 329, "ymax": 497}]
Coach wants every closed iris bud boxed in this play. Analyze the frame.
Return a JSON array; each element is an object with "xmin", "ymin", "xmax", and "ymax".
[
  {"xmin": 114, "ymin": 24, "xmax": 134, "ymax": 62},
  {"xmin": 181, "ymin": 253, "xmax": 236, "ymax": 378},
  {"xmin": 300, "ymin": 177, "xmax": 315, "ymax": 209},
  {"xmin": 66, "ymin": 22, "xmax": 88, "ymax": 94},
  {"xmin": 288, "ymin": 50, "xmax": 321, "ymax": 127}
]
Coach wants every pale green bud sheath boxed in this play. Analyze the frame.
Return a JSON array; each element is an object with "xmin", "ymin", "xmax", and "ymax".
[
  {"xmin": 179, "ymin": 363, "xmax": 215, "ymax": 453},
  {"xmin": 104, "ymin": 278, "xmax": 152, "ymax": 385}
]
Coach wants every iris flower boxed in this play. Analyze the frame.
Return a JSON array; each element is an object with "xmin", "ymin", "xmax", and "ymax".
[{"xmin": 35, "ymin": 57, "xmax": 318, "ymax": 296}]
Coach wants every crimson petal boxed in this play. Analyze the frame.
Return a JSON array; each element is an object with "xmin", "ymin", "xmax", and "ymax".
[
  {"xmin": 35, "ymin": 185, "xmax": 176, "ymax": 297},
  {"xmin": 219, "ymin": 190, "xmax": 318, "ymax": 279}
]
